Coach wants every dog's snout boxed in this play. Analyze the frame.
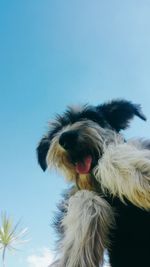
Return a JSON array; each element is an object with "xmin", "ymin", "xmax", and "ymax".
[{"xmin": 59, "ymin": 131, "xmax": 79, "ymax": 150}]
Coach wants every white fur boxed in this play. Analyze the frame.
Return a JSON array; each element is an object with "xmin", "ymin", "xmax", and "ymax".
[
  {"xmin": 94, "ymin": 140, "xmax": 150, "ymax": 209},
  {"xmin": 51, "ymin": 190, "xmax": 115, "ymax": 267}
]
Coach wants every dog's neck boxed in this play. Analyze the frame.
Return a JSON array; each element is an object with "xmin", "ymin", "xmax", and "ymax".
[{"xmin": 75, "ymin": 172, "xmax": 102, "ymax": 193}]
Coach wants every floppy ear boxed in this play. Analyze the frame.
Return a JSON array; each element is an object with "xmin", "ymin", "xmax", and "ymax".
[
  {"xmin": 36, "ymin": 137, "xmax": 50, "ymax": 171},
  {"xmin": 97, "ymin": 99, "xmax": 146, "ymax": 132}
]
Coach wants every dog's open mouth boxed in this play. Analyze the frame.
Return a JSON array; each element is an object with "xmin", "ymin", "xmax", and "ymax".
[{"xmin": 75, "ymin": 155, "xmax": 93, "ymax": 174}]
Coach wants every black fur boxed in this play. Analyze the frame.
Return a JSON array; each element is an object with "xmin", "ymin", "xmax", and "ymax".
[
  {"xmin": 97, "ymin": 99, "xmax": 146, "ymax": 131},
  {"xmin": 107, "ymin": 197, "xmax": 150, "ymax": 267},
  {"xmin": 37, "ymin": 137, "xmax": 50, "ymax": 171}
]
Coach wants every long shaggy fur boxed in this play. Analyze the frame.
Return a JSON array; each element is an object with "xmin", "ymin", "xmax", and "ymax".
[
  {"xmin": 94, "ymin": 139, "xmax": 150, "ymax": 209},
  {"xmin": 37, "ymin": 99, "xmax": 150, "ymax": 267},
  {"xmin": 51, "ymin": 190, "xmax": 115, "ymax": 267}
]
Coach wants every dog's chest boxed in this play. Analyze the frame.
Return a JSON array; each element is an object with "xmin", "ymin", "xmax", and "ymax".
[{"xmin": 107, "ymin": 197, "xmax": 150, "ymax": 267}]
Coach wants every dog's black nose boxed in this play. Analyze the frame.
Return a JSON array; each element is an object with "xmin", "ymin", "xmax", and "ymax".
[{"xmin": 59, "ymin": 131, "xmax": 79, "ymax": 150}]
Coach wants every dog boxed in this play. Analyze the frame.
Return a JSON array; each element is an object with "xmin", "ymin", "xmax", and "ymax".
[{"xmin": 37, "ymin": 99, "xmax": 150, "ymax": 267}]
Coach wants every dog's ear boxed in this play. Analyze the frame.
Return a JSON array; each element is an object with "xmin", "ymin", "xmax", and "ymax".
[
  {"xmin": 36, "ymin": 137, "xmax": 50, "ymax": 171},
  {"xmin": 97, "ymin": 99, "xmax": 146, "ymax": 132}
]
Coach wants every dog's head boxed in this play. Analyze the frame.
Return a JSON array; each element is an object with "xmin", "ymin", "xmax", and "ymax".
[{"xmin": 37, "ymin": 99, "xmax": 146, "ymax": 189}]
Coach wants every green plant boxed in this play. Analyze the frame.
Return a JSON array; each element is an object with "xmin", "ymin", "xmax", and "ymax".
[{"xmin": 0, "ymin": 212, "xmax": 28, "ymax": 267}]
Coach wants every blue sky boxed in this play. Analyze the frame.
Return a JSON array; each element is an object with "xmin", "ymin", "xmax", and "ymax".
[{"xmin": 0, "ymin": 0, "xmax": 150, "ymax": 266}]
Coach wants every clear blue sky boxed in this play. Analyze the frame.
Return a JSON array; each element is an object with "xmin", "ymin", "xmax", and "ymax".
[{"xmin": 0, "ymin": 1, "xmax": 150, "ymax": 266}]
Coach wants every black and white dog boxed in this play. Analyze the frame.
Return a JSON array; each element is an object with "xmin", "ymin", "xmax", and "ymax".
[{"xmin": 37, "ymin": 99, "xmax": 150, "ymax": 267}]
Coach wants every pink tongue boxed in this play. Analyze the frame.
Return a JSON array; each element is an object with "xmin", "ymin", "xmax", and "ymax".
[{"xmin": 75, "ymin": 156, "xmax": 92, "ymax": 174}]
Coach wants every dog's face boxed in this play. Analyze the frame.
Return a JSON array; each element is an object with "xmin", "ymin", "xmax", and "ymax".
[{"xmin": 37, "ymin": 99, "xmax": 146, "ymax": 189}]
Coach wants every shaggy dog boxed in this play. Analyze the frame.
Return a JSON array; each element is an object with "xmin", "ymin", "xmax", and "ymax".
[{"xmin": 37, "ymin": 99, "xmax": 150, "ymax": 267}]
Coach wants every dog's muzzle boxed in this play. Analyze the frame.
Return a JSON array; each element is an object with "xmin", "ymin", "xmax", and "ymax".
[{"xmin": 59, "ymin": 130, "xmax": 99, "ymax": 174}]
